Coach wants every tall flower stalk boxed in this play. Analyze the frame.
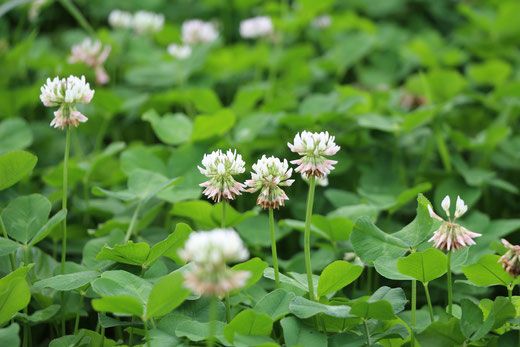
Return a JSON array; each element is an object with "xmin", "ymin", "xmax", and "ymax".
[
  {"xmin": 428, "ymin": 195, "xmax": 481, "ymax": 315},
  {"xmin": 246, "ymin": 155, "xmax": 294, "ymax": 288},
  {"xmin": 288, "ymin": 131, "xmax": 340, "ymax": 301}
]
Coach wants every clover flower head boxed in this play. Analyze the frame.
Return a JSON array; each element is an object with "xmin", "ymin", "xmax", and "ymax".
[
  {"xmin": 302, "ymin": 172, "xmax": 329, "ymax": 187},
  {"xmin": 240, "ymin": 16, "xmax": 274, "ymax": 39},
  {"xmin": 181, "ymin": 19, "xmax": 219, "ymax": 45},
  {"xmin": 69, "ymin": 38, "xmax": 111, "ymax": 85},
  {"xmin": 287, "ymin": 131, "xmax": 340, "ymax": 178},
  {"xmin": 499, "ymin": 239, "xmax": 520, "ymax": 278},
  {"xmin": 133, "ymin": 10, "xmax": 164, "ymax": 34},
  {"xmin": 183, "ymin": 264, "xmax": 250, "ymax": 297},
  {"xmin": 245, "ymin": 155, "xmax": 294, "ymax": 209},
  {"xmin": 198, "ymin": 149, "xmax": 246, "ymax": 202},
  {"xmin": 311, "ymin": 14, "xmax": 332, "ymax": 29},
  {"xmin": 40, "ymin": 75, "xmax": 94, "ymax": 129},
  {"xmin": 167, "ymin": 44, "xmax": 192, "ymax": 60},
  {"xmin": 108, "ymin": 9, "xmax": 133, "ymax": 29},
  {"xmin": 427, "ymin": 195, "xmax": 481, "ymax": 252}
]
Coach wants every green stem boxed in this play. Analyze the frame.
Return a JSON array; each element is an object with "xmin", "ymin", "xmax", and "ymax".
[
  {"xmin": 99, "ymin": 325, "xmax": 105, "ymax": 347},
  {"xmin": 208, "ymin": 296, "xmax": 217, "ymax": 347},
  {"xmin": 363, "ymin": 319, "xmax": 371, "ymax": 346},
  {"xmin": 143, "ymin": 321, "xmax": 151, "ymax": 347},
  {"xmin": 434, "ymin": 122, "xmax": 452, "ymax": 172},
  {"xmin": 221, "ymin": 202, "xmax": 226, "ymax": 228},
  {"xmin": 225, "ymin": 294, "xmax": 231, "ymax": 323},
  {"xmin": 424, "ymin": 283, "xmax": 434, "ymax": 323},
  {"xmin": 447, "ymin": 250, "xmax": 453, "ymax": 315},
  {"xmin": 508, "ymin": 284, "xmax": 514, "ymax": 302},
  {"xmin": 269, "ymin": 208, "xmax": 280, "ymax": 289},
  {"xmin": 124, "ymin": 200, "xmax": 143, "ymax": 243},
  {"xmin": 128, "ymin": 317, "xmax": 134, "ymax": 347},
  {"xmin": 411, "ymin": 279, "xmax": 416, "ymax": 347},
  {"xmin": 94, "ymin": 114, "xmax": 110, "ymax": 153},
  {"xmin": 0, "ymin": 216, "xmax": 15, "ymax": 271},
  {"xmin": 61, "ymin": 127, "xmax": 71, "ymax": 274},
  {"xmin": 74, "ymin": 293, "xmax": 85, "ymax": 334},
  {"xmin": 58, "ymin": 0, "xmax": 96, "ymax": 36},
  {"xmin": 304, "ymin": 176, "xmax": 317, "ymax": 301}
]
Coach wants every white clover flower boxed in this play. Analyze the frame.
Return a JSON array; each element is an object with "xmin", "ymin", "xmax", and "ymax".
[
  {"xmin": 239, "ymin": 16, "xmax": 274, "ymax": 39},
  {"xmin": 428, "ymin": 195, "xmax": 481, "ymax": 252},
  {"xmin": 287, "ymin": 131, "xmax": 340, "ymax": 178},
  {"xmin": 302, "ymin": 172, "xmax": 328, "ymax": 187},
  {"xmin": 108, "ymin": 9, "xmax": 133, "ymax": 29},
  {"xmin": 40, "ymin": 75, "xmax": 94, "ymax": 129},
  {"xmin": 198, "ymin": 149, "xmax": 246, "ymax": 202},
  {"xmin": 245, "ymin": 155, "xmax": 294, "ymax": 209},
  {"xmin": 311, "ymin": 15, "xmax": 332, "ymax": 29},
  {"xmin": 499, "ymin": 239, "xmax": 520, "ymax": 278},
  {"xmin": 167, "ymin": 44, "xmax": 192, "ymax": 60},
  {"xmin": 184, "ymin": 264, "xmax": 250, "ymax": 297},
  {"xmin": 69, "ymin": 38, "xmax": 111, "ymax": 85},
  {"xmin": 181, "ymin": 19, "xmax": 219, "ymax": 45},
  {"xmin": 133, "ymin": 10, "xmax": 164, "ymax": 34}
]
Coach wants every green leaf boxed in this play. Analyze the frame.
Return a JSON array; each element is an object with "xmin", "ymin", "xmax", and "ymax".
[
  {"xmin": 145, "ymin": 272, "xmax": 190, "ymax": 320},
  {"xmin": 211, "ymin": 202, "xmax": 256, "ymax": 228},
  {"xmin": 175, "ymin": 320, "xmax": 226, "ymax": 342},
  {"xmin": 416, "ymin": 318, "xmax": 466, "ymax": 347},
  {"xmin": 146, "ymin": 223, "xmax": 191, "ymax": 266},
  {"xmin": 120, "ymin": 146, "xmax": 167, "ymax": 176},
  {"xmin": 0, "ymin": 266, "xmax": 32, "ymax": 325},
  {"xmin": 142, "ymin": 110, "xmax": 193, "ymax": 145},
  {"xmin": 128, "ymin": 169, "xmax": 181, "ymax": 202},
  {"xmin": 317, "ymin": 260, "xmax": 363, "ymax": 297},
  {"xmin": 2, "ymin": 194, "xmax": 51, "ymax": 244},
  {"xmin": 33, "ymin": 271, "xmax": 100, "ymax": 291},
  {"xmin": 461, "ymin": 254, "xmax": 514, "ymax": 287},
  {"xmin": 393, "ymin": 194, "xmax": 437, "ymax": 247},
  {"xmin": 351, "ymin": 216, "xmax": 409, "ymax": 263},
  {"xmin": 0, "ymin": 323, "xmax": 20, "ymax": 346},
  {"xmin": 0, "ymin": 118, "xmax": 32, "ymax": 155},
  {"xmin": 0, "ymin": 237, "xmax": 21, "ymax": 257},
  {"xmin": 29, "ymin": 209, "xmax": 67, "ymax": 247},
  {"xmin": 369, "ymin": 286, "xmax": 408, "ymax": 314},
  {"xmin": 96, "ymin": 241, "xmax": 150, "ymax": 266},
  {"xmin": 254, "ymin": 289, "xmax": 295, "ymax": 321},
  {"xmin": 171, "ymin": 200, "xmax": 217, "ymax": 229},
  {"xmin": 191, "ymin": 109, "xmax": 236, "ymax": 141},
  {"xmin": 0, "ymin": 151, "xmax": 37, "ymax": 191},
  {"xmin": 91, "ymin": 270, "xmax": 152, "ymax": 304},
  {"xmin": 188, "ymin": 88, "xmax": 222, "ymax": 113},
  {"xmin": 460, "ymin": 298, "xmax": 494, "ymax": 341},
  {"xmin": 280, "ymin": 317, "xmax": 327, "ymax": 347},
  {"xmin": 223, "ymin": 309, "xmax": 273, "ymax": 343},
  {"xmin": 397, "ymin": 248, "xmax": 447, "ymax": 283},
  {"xmin": 350, "ymin": 299, "xmax": 395, "ymax": 320},
  {"xmin": 231, "ymin": 257, "xmax": 268, "ymax": 293},
  {"xmin": 92, "ymin": 295, "xmax": 144, "ymax": 317},
  {"xmin": 374, "ymin": 257, "xmax": 414, "ymax": 281},
  {"xmin": 289, "ymin": 296, "xmax": 353, "ymax": 319},
  {"xmin": 18, "ymin": 304, "xmax": 60, "ymax": 323}
]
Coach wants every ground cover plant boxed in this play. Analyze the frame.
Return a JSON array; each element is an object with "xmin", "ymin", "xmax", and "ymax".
[{"xmin": 1, "ymin": 0, "xmax": 520, "ymax": 346}]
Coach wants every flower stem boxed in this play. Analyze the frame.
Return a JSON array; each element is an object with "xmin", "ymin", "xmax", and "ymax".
[
  {"xmin": 143, "ymin": 321, "xmax": 151, "ymax": 347},
  {"xmin": 424, "ymin": 282, "xmax": 434, "ymax": 323},
  {"xmin": 99, "ymin": 325, "xmax": 105, "ymax": 347},
  {"xmin": 221, "ymin": 202, "xmax": 226, "ymax": 228},
  {"xmin": 0, "ymin": 216, "xmax": 15, "ymax": 271},
  {"xmin": 61, "ymin": 126, "xmax": 71, "ymax": 336},
  {"xmin": 23, "ymin": 246, "xmax": 30, "ymax": 347},
  {"xmin": 447, "ymin": 250, "xmax": 453, "ymax": 315},
  {"xmin": 304, "ymin": 176, "xmax": 317, "ymax": 301},
  {"xmin": 508, "ymin": 284, "xmax": 514, "ymax": 302},
  {"xmin": 58, "ymin": 0, "xmax": 96, "ymax": 37},
  {"xmin": 221, "ymin": 202, "xmax": 232, "ymax": 322},
  {"xmin": 208, "ymin": 296, "xmax": 217, "ymax": 347},
  {"xmin": 363, "ymin": 319, "xmax": 371, "ymax": 346},
  {"xmin": 124, "ymin": 200, "xmax": 143, "ymax": 243},
  {"xmin": 411, "ymin": 279, "xmax": 416, "ymax": 347},
  {"xmin": 269, "ymin": 208, "xmax": 280, "ymax": 289},
  {"xmin": 74, "ymin": 292, "xmax": 85, "ymax": 334}
]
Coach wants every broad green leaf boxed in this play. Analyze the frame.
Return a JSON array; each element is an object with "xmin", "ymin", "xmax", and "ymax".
[
  {"xmin": 78, "ymin": 329, "xmax": 117, "ymax": 347},
  {"xmin": 92, "ymin": 295, "xmax": 144, "ymax": 317},
  {"xmin": 374, "ymin": 257, "xmax": 414, "ymax": 281},
  {"xmin": 91, "ymin": 270, "xmax": 152, "ymax": 304},
  {"xmin": 264, "ymin": 267, "xmax": 307, "ymax": 292},
  {"xmin": 96, "ymin": 241, "xmax": 150, "ymax": 266},
  {"xmin": 460, "ymin": 298, "xmax": 494, "ymax": 341},
  {"xmin": 49, "ymin": 334, "xmax": 90, "ymax": 347},
  {"xmin": 17, "ymin": 304, "xmax": 60, "ymax": 323},
  {"xmin": 0, "ymin": 237, "xmax": 21, "ymax": 257},
  {"xmin": 33, "ymin": 271, "xmax": 100, "ymax": 291},
  {"xmin": 0, "ymin": 323, "xmax": 20, "ymax": 346},
  {"xmin": 350, "ymin": 299, "xmax": 395, "ymax": 320},
  {"xmin": 128, "ymin": 169, "xmax": 181, "ymax": 201},
  {"xmin": 480, "ymin": 296, "xmax": 516, "ymax": 330},
  {"xmin": 120, "ymin": 146, "xmax": 167, "ymax": 176},
  {"xmin": 145, "ymin": 272, "xmax": 190, "ymax": 319},
  {"xmin": 289, "ymin": 296, "xmax": 353, "ymax": 319},
  {"xmin": 397, "ymin": 249, "xmax": 447, "ymax": 283},
  {"xmin": 91, "ymin": 186, "xmax": 136, "ymax": 201},
  {"xmin": 0, "ymin": 265, "xmax": 33, "ymax": 325},
  {"xmin": 29, "ymin": 209, "xmax": 67, "ymax": 247},
  {"xmin": 223, "ymin": 309, "xmax": 273, "ymax": 344},
  {"xmin": 231, "ymin": 257, "xmax": 268, "ymax": 293},
  {"xmin": 369, "ymin": 286, "xmax": 408, "ymax": 314},
  {"xmin": 351, "ymin": 216, "xmax": 409, "ymax": 263},
  {"xmin": 280, "ymin": 317, "xmax": 327, "ymax": 347},
  {"xmin": 416, "ymin": 318, "xmax": 466, "ymax": 347},
  {"xmin": 188, "ymin": 88, "xmax": 222, "ymax": 113},
  {"xmin": 171, "ymin": 200, "xmax": 217, "ymax": 229},
  {"xmin": 142, "ymin": 110, "xmax": 193, "ymax": 145},
  {"xmin": 175, "ymin": 320, "xmax": 226, "ymax": 342},
  {"xmin": 0, "ymin": 118, "xmax": 32, "ymax": 155},
  {"xmin": 191, "ymin": 109, "xmax": 236, "ymax": 141},
  {"xmin": 211, "ymin": 202, "xmax": 256, "ymax": 228},
  {"xmin": 2, "ymin": 194, "xmax": 51, "ymax": 244},
  {"xmin": 146, "ymin": 223, "xmax": 191, "ymax": 266},
  {"xmin": 254, "ymin": 289, "xmax": 295, "ymax": 321},
  {"xmin": 317, "ymin": 260, "xmax": 363, "ymax": 297},
  {"xmin": 393, "ymin": 194, "xmax": 437, "ymax": 247},
  {"xmin": 461, "ymin": 254, "xmax": 514, "ymax": 287}
]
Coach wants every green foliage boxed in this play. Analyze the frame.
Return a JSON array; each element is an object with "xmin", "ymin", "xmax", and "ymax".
[{"xmin": 397, "ymin": 248, "xmax": 447, "ymax": 283}]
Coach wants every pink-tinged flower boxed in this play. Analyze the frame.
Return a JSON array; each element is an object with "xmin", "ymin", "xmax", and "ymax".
[
  {"xmin": 245, "ymin": 155, "xmax": 294, "ymax": 209},
  {"xmin": 40, "ymin": 75, "xmax": 94, "ymax": 129},
  {"xmin": 239, "ymin": 16, "xmax": 274, "ymax": 39},
  {"xmin": 179, "ymin": 229, "xmax": 250, "ymax": 297},
  {"xmin": 69, "ymin": 38, "xmax": 111, "ymax": 85},
  {"xmin": 499, "ymin": 239, "xmax": 520, "ymax": 278},
  {"xmin": 132, "ymin": 11, "xmax": 164, "ymax": 34},
  {"xmin": 198, "ymin": 149, "xmax": 246, "ymax": 202},
  {"xmin": 428, "ymin": 195, "xmax": 481, "ymax": 252},
  {"xmin": 181, "ymin": 19, "xmax": 219, "ymax": 45},
  {"xmin": 287, "ymin": 131, "xmax": 340, "ymax": 178}
]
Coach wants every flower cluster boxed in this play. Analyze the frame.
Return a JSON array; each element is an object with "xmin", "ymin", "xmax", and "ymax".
[
  {"xmin": 69, "ymin": 38, "xmax": 111, "ymax": 85},
  {"xmin": 180, "ymin": 229, "xmax": 250, "ymax": 296},
  {"xmin": 287, "ymin": 131, "xmax": 340, "ymax": 178},
  {"xmin": 428, "ymin": 196, "xmax": 481, "ymax": 251},
  {"xmin": 246, "ymin": 155, "xmax": 294, "ymax": 209},
  {"xmin": 312, "ymin": 15, "xmax": 332, "ymax": 29},
  {"xmin": 108, "ymin": 9, "xmax": 164, "ymax": 34},
  {"xmin": 40, "ymin": 75, "xmax": 94, "ymax": 129},
  {"xmin": 198, "ymin": 149, "xmax": 246, "ymax": 202},
  {"xmin": 239, "ymin": 16, "xmax": 274, "ymax": 39},
  {"xmin": 499, "ymin": 239, "xmax": 520, "ymax": 278},
  {"xmin": 181, "ymin": 19, "xmax": 219, "ymax": 45},
  {"xmin": 167, "ymin": 44, "xmax": 192, "ymax": 60}
]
